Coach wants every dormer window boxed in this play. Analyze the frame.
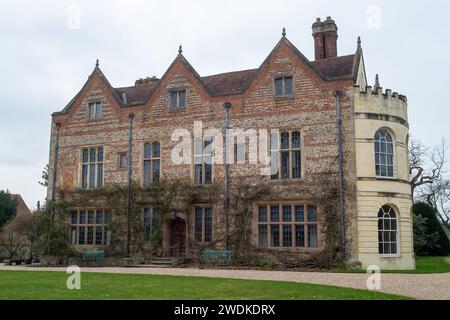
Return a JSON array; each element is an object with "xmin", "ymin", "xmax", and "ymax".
[
  {"xmin": 169, "ymin": 90, "xmax": 186, "ymax": 109},
  {"xmin": 274, "ymin": 76, "xmax": 293, "ymax": 97},
  {"xmin": 88, "ymin": 102, "xmax": 102, "ymax": 120}
]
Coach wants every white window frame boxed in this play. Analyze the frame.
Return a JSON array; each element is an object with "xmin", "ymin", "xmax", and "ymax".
[
  {"xmin": 378, "ymin": 205, "xmax": 400, "ymax": 257},
  {"xmin": 374, "ymin": 128, "xmax": 396, "ymax": 179}
]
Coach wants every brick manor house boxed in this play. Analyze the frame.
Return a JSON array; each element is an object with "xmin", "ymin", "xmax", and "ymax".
[{"xmin": 47, "ymin": 17, "xmax": 415, "ymax": 270}]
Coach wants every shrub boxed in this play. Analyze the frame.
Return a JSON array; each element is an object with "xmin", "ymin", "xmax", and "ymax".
[{"xmin": 413, "ymin": 202, "xmax": 450, "ymax": 256}]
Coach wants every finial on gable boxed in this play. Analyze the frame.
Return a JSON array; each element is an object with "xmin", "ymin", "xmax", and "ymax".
[
  {"xmin": 178, "ymin": 45, "xmax": 183, "ymax": 55},
  {"xmin": 357, "ymin": 36, "xmax": 362, "ymax": 48},
  {"xmin": 95, "ymin": 59, "xmax": 99, "ymax": 68},
  {"xmin": 374, "ymin": 74, "xmax": 380, "ymax": 90},
  {"xmin": 282, "ymin": 27, "xmax": 286, "ymax": 38}
]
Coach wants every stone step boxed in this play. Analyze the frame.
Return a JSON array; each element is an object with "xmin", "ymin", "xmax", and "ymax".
[{"xmin": 129, "ymin": 264, "xmax": 174, "ymax": 268}]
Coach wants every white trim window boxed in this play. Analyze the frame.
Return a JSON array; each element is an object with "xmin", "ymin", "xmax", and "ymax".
[
  {"xmin": 271, "ymin": 131, "xmax": 301, "ymax": 180},
  {"xmin": 81, "ymin": 147, "xmax": 104, "ymax": 189},
  {"xmin": 378, "ymin": 205, "xmax": 399, "ymax": 255},
  {"xmin": 374, "ymin": 129, "xmax": 395, "ymax": 178},
  {"xmin": 143, "ymin": 142, "xmax": 160, "ymax": 187}
]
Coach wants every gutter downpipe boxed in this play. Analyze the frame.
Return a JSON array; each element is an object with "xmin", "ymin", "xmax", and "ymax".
[
  {"xmin": 51, "ymin": 122, "xmax": 61, "ymax": 224},
  {"xmin": 223, "ymin": 102, "xmax": 232, "ymax": 250},
  {"xmin": 334, "ymin": 91, "xmax": 346, "ymax": 262},
  {"xmin": 127, "ymin": 113, "xmax": 135, "ymax": 257}
]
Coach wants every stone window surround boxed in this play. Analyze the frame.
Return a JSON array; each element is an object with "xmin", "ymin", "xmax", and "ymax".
[
  {"xmin": 79, "ymin": 146, "xmax": 104, "ymax": 189},
  {"xmin": 168, "ymin": 87, "xmax": 187, "ymax": 110},
  {"xmin": 378, "ymin": 205, "xmax": 401, "ymax": 258},
  {"xmin": 269, "ymin": 129, "xmax": 304, "ymax": 181},
  {"xmin": 86, "ymin": 100, "xmax": 103, "ymax": 122},
  {"xmin": 143, "ymin": 141, "xmax": 161, "ymax": 187},
  {"xmin": 271, "ymin": 73, "xmax": 295, "ymax": 100},
  {"xmin": 70, "ymin": 208, "xmax": 112, "ymax": 247},
  {"xmin": 192, "ymin": 137, "xmax": 213, "ymax": 186},
  {"xmin": 192, "ymin": 205, "xmax": 213, "ymax": 243},
  {"xmin": 254, "ymin": 202, "xmax": 320, "ymax": 251},
  {"xmin": 373, "ymin": 127, "xmax": 398, "ymax": 179}
]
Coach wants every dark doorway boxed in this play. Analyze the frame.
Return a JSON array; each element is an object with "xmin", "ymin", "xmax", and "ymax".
[{"xmin": 169, "ymin": 218, "xmax": 186, "ymax": 257}]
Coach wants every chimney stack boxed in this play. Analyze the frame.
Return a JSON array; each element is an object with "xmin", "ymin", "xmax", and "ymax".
[{"xmin": 312, "ymin": 16, "xmax": 338, "ymax": 60}]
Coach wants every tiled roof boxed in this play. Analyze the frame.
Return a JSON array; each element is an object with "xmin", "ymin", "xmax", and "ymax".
[
  {"xmin": 311, "ymin": 54, "xmax": 355, "ymax": 80},
  {"xmin": 111, "ymin": 56, "xmax": 355, "ymax": 102},
  {"xmin": 114, "ymin": 82, "xmax": 159, "ymax": 105},
  {"xmin": 11, "ymin": 194, "xmax": 31, "ymax": 216},
  {"xmin": 202, "ymin": 69, "xmax": 259, "ymax": 96}
]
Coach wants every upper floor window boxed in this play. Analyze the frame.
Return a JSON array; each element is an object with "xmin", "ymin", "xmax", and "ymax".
[
  {"xmin": 117, "ymin": 153, "xmax": 128, "ymax": 169},
  {"xmin": 194, "ymin": 138, "xmax": 212, "ymax": 185},
  {"xmin": 144, "ymin": 142, "xmax": 160, "ymax": 187},
  {"xmin": 274, "ymin": 76, "xmax": 293, "ymax": 97},
  {"xmin": 257, "ymin": 204, "xmax": 318, "ymax": 249},
  {"xmin": 169, "ymin": 90, "xmax": 186, "ymax": 109},
  {"xmin": 374, "ymin": 129, "xmax": 395, "ymax": 178},
  {"xmin": 271, "ymin": 131, "xmax": 301, "ymax": 180},
  {"xmin": 81, "ymin": 147, "xmax": 104, "ymax": 189},
  {"xmin": 194, "ymin": 206, "xmax": 213, "ymax": 243},
  {"xmin": 378, "ymin": 205, "xmax": 398, "ymax": 255},
  {"xmin": 88, "ymin": 102, "xmax": 102, "ymax": 120}
]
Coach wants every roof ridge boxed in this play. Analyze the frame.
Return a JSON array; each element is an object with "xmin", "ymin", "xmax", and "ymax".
[{"xmin": 202, "ymin": 68, "xmax": 259, "ymax": 79}]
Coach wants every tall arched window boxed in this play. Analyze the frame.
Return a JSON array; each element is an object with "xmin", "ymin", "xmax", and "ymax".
[
  {"xmin": 378, "ymin": 205, "xmax": 398, "ymax": 255},
  {"xmin": 374, "ymin": 129, "xmax": 395, "ymax": 177}
]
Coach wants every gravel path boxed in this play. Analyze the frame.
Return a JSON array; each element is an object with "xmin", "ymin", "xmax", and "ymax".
[{"xmin": 1, "ymin": 265, "xmax": 449, "ymax": 300}]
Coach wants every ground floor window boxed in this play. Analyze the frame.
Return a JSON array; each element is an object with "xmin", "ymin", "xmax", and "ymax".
[
  {"xmin": 143, "ymin": 207, "xmax": 161, "ymax": 243},
  {"xmin": 194, "ymin": 206, "xmax": 212, "ymax": 243},
  {"xmin": 378, "ymin": 205, "xmax": 398, "ymax": 255},
  {"xmin": 70, "ymin": 209, "xmax": 111, "ymax": 246},
  {"xmin": 257, "ymin": 204, "xmax": 318, "ymax": 249}
]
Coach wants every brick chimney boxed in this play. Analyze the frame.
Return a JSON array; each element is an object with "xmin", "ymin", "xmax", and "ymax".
[{"xmin": 312, "ymin": 17, "xmax": 338, "ymax": 60}]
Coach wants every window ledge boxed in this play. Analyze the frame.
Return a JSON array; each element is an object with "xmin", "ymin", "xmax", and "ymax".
[
  {"xmin": 375, "ymin": 175, "xmax": 397, "ymax": 180},
  {"xmin": 274, "ymin": 95, "xmax": 294, "ymax": 101},
  {"xmin": 380, "ymin": 254, "xmax": 401, "ymax": 259}
]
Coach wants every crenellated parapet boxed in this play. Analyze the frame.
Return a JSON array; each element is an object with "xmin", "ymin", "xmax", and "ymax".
[{"xmin": 351, "ymin": 85, "xmax": 408, "ymax": 125}]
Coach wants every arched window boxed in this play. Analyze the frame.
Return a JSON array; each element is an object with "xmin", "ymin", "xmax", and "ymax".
[
  {"xmin": 374, "ymin": 129, "xmax": 395, "ymax": 177},
  {"xmin": 378, "ymin": 205, "xmax": 398, "ymax": 255}
]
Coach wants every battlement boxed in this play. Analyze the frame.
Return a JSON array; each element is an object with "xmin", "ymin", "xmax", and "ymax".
[
  {"xmin": 351, "ymin": 85, "xmax": 408, "ymax": 123},
  {"xmin": 353, "ymin": 85, "xmax": 407, "ymax": 103}
]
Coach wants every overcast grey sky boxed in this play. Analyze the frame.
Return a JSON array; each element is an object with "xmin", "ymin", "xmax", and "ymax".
[{"xmin": 1, "ymin": 0, "xmax": 449, "ymax": 209}]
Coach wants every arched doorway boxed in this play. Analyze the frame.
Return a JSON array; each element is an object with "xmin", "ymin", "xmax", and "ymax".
[{"xmin": 169, "ymin": 217, "xmax": 186, "ymax": 257}]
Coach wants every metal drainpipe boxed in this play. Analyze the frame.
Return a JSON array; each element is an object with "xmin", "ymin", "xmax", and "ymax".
[
  {"xmin": 223, "ymin": 102, "xmax": 232, "ymax": 250},
  {"xmin": 51, "ymin": 122, "xmax": 61, "ymax": 227},
  {"xmin": 127, "ymin": 113, "xmax": 135, "ymax": 257},
  {"xmin": 334, "ymin": 91, "xmax": 346, "ymax": 262}
]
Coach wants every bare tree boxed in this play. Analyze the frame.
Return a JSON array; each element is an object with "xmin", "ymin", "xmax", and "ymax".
[
  {"xmin": 410, "ymin": 138, "xmax": 447, "ymax": 196},
  {"xmin": 410, "ymin": 137, "xmax": 450, "ymax": 226}
]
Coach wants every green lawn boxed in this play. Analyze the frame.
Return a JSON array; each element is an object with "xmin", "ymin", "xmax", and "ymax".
[
  {"xmin": 385, "ymin": 256, "xmax": 450, "ymax": 274},
  {"xmin": 334, "ymin": 256, "xmax": 450, "ymax": 274},
  {"xmin": 0, "ymin": 271, "xmax": 410, "ymax": 300}
]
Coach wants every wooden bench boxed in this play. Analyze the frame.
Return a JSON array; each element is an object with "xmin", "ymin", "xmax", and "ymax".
[
  {"xmin": 80, "ymin": 251, "xmax": 104, "ymax": 266},
  {"xmin": 199, "ymin": 250, "xmax": 232, "ymax": 268}
]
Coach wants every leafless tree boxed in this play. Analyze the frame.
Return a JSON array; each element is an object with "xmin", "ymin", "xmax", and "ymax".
[{"xmin": 410, "ymin": 137, "xmax": 450, "ymax": 226}]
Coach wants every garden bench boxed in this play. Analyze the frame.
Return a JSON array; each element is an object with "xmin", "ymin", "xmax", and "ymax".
[
  {"xmin": 80, "ymin": 251, "xmax": 104, "ymax": 266},
  {"xmin": 199, "ymin": 250, "xmax": 232, "ymax": 268}
]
